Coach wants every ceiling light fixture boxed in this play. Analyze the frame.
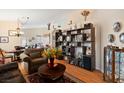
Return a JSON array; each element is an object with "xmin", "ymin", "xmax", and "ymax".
[{"xmin": 13, "ymin": 17, "xmax": 29, "ymax": 37}]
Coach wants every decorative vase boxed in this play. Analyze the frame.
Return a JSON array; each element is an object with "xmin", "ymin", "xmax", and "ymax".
[{"xmin": 49, "ymin": 57, "xmax": 54, "ymax": 68}]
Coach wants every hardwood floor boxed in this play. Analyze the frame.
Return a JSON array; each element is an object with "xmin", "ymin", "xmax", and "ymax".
[
  {"xmin": 19, "ymin": 59, "xmax": 106, "ymax": 83},
  {"xmin": 55, "ymin": 59, "xmax": 106, "ymax": 83}
]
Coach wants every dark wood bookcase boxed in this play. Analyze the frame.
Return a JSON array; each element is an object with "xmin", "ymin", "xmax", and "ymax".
[{"xmin": 55, "ymin": 23, "xmax": 95, "ymax": 71}]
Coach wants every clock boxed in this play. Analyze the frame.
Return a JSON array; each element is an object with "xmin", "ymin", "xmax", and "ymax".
[{"xmin": 113, "ymin": 22, "xmax": 121, "ymax": 32}]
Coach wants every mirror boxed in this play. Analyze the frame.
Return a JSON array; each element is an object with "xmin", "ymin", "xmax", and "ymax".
[
  {"xmin": 120, "ymin": 33, "xmax": 124, "ymax": 43},
  {"xmin": 108, "ymin": 34, "xmax": 115, "ymax": 43}
]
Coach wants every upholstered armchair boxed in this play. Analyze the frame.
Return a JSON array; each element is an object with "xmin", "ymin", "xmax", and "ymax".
[
  {"xmin": 0, "ymin": 48, "xmax": 13, "ymax": 64},
  {"xmin": 21, "ymin": 48, "xmax": 48, "ymax": 74}
]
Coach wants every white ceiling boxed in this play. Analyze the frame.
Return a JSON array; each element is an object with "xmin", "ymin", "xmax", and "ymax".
[{"xmin": 0, "ymin": 9, "xmax": 81, "ymax": 28}]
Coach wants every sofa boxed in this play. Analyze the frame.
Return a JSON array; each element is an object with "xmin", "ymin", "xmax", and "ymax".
[
  {"xmin": 0, "ymin": 62, "xmax": 25, "ymax": 83},
  {"xmin": 21, "ymin": 48, "xmax": 48, "ymax": 74}
]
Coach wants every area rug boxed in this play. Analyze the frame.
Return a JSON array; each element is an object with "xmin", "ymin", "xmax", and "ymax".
[{"xmin": 27, "ymin": 72, "xmax": 83, "ymax": 83}]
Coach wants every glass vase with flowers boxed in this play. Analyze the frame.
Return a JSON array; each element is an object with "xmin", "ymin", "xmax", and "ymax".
[{"xmin": 42, "ymin": 48, "xmax": 62, "ymax": 68}]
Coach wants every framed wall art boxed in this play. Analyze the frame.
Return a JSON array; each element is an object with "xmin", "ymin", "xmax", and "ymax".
[
  {"xmin": 108, "ymin": 34, "xmax": 115, "ymax": 43},
  {"xmin": 119, "ymin": 33, "xmax": 124, "ymax": 43},
  {"xmin": 113, "ymin": 22, "xmax": 121, "ymax": 32},
  {"xmin": 0, "ymin": 36, "xmax": 9, "ymax": 43},
  {"xmin": 8, "ymin": 30, "xmax": 17, "ymax": 36}
]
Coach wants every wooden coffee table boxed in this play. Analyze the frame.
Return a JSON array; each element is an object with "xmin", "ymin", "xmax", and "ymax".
[{"xmin": 38, "ymin": 63, "xmax": 66, "ymax": 81}]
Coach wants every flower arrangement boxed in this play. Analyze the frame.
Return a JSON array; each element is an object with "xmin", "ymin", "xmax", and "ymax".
[
  {"xmin": 81, "ymin": 10, "xmax": 90, "ymax": 21},
  {"xmin": 42, "ymin": 48, "xmax": 62, "ymax": 59}
]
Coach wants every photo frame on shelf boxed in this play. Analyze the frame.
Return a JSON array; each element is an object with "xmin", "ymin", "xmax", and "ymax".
[
  {"xmin": 8, "ymin": 30, "xmax": 17, "ymax": 36},
  {"xmin": 0, "ymin": 36, "xmax": 9, "ymax": 43}
]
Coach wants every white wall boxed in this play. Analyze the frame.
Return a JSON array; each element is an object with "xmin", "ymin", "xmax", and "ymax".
[{"xmin": 0, "ymin": 21, "xmax": 21, "ymax": 51}]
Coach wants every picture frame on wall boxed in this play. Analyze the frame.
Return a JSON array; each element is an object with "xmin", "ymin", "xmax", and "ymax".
[
  {"xmin": 0, "ymin": 36, "xmax": 9, "ymax": 43},
  {"xmin": 8, "ymin": 30, "xmax": 17, "ymax": 36}
]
